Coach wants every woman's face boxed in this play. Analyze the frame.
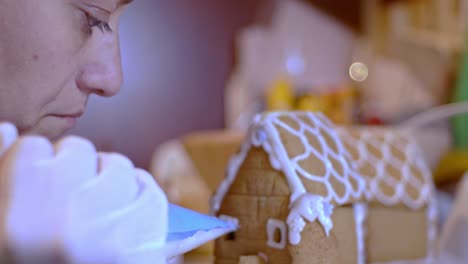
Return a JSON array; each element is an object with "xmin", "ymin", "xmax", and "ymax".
[{"xmin": 0, "ymin": 0, "xmax": 132, "ymax": 139}]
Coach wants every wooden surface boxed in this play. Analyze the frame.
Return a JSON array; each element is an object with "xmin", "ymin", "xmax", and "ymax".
[{"xmin": 184, "ymin": 254, "xmax": 213, "ymax": 264}]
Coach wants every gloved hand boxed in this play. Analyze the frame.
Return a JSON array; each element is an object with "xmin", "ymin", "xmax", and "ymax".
[{"xmin": 0, "ymin": 123, "xmax": 236, "ymax": 264}]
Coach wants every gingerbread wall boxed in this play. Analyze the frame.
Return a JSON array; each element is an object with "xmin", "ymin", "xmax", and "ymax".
[{"xmin": 216, "ymin": 148, "xmax": 291, "ymax": 263}]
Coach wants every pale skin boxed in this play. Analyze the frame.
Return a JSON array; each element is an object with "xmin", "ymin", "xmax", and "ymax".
[{"xmin": 0, "ymin": 0, "xmax": 133, "ymax": 140}]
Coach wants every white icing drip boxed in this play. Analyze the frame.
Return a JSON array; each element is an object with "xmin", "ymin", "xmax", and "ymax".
[
  {"xmin": 211, "ymin": 130, "xmax": 253, "ymax": 214},
  {"xmin": 218, "ymin": 215, "xmax": 239, "ymax": 228},
  {"xmin": 425, "ymin": 194, "xmax": 438, "ymax": 264},
  {"xmin": 266, "ymin": 219, "xmax": 287, "ymax": 249},
  {"xmin": 337, "ymin": 127, "xmax": 432, "ymax": 210},
  {"xmin": 254, "ymin": 128, "xmax": 268, "ymax": 145},
  {"xmin": 257, "ymin": 252, "xmax": 268, "ymax": 262},
  {"xmin": 354, "ymin": 203, "xmax": 368, "ymax": 264},
  {"xmin": 287, "ymin": 194, "xmax": 334, "ymax": 245}
]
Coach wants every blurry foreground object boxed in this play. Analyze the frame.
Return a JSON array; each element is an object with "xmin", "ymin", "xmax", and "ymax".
[{"xmin": 0, "ymin": 123, "xmax": 236, "ymax": 264}]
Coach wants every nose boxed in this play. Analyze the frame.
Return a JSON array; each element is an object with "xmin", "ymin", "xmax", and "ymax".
[{"xmin": 77, "ymin": 35, "xmax": 123, "ymax": 97}]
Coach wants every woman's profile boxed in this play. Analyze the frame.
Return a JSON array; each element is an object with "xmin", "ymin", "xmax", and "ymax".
[
  {"xmin": 0, "ymin": 0, "xmax": 133, "ymax": 139},
  {"xmin": 0, "ymin": 1, "xmax": 237, "ymax": 263}
]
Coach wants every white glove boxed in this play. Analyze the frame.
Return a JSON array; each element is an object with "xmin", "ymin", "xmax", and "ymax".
[
  {"xmin": 0, "ymin": 132, "xmax": 168, "ymax": 263},
  {"xmin": 0, "ymin": 122, "xmax": 236, "ymax": 264}
]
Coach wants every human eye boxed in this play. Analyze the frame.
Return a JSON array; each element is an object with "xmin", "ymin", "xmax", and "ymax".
[
  {"xmin": 75, "ymin": 3, "xmax": 113, "ymax": 36},
  {"xmin": 86, "ymin": 13, "xmax": 112, "ymax": 34}
]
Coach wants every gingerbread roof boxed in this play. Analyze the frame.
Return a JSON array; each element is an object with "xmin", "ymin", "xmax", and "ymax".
[
  {"xmin": 337, "ymin": 127, "xmax": 433, "ymax": 210},
  {"xmin": 212, "ymin": 111, "xmax": 367, "ymax": 214}
]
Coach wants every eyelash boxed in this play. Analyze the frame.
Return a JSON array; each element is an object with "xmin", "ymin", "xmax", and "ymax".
[{"xmin": 87, "ymin": 14, "xmax": 112, "ymax": 34}]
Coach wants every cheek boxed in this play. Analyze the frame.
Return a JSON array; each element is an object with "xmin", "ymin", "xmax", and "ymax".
[
  {"xmin": 27, "ymin": 3, "xmax": 85, "ymax": 81},
  {"xmin": 0, "ymin": 3, "xmax": 83, "ymax": 130}
]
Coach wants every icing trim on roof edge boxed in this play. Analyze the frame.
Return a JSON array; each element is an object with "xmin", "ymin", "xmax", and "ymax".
[{"xmin": 211, "ymin": 111, "xmax": 367, "ymax": 214}]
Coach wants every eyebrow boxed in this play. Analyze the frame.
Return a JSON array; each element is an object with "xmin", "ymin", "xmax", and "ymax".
[{"xmin": 118, "ymin": 0, "xmax": 134, "ymax": 7}]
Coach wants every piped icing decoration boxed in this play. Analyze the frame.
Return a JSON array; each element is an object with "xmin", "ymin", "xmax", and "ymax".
[
  {"xmin": 337, "ymin": 127, "xmax": 436, "ymax": 263},
  {"xmin": 258, "ymin": 252, "xmax": 269, "ymax": 262},
  {"xmin": 353, "ymin": 203, "xmax": 368, "ymax": 264},
  {"xmin": 266, "ymin": 219, "xmax": 287, "ymax": 249},
  {"xmin": 286, "ymin": 194, "xmax": 334, "ymax": 245},
  {"xmin": 337, "ymin": 127, "xmax": 433, "ymax": 210},
  {"xmin": 211, "ymin": 112, "xmax": 366, "ymax": 245},
  {"xmin": 425, "ymin": 195, "xmax": 438, "ymax": 263}
]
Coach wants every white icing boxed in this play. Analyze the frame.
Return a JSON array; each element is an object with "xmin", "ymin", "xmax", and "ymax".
[
  {"xmin": 425, "ymin": 194, "xmax": 438, "ymax": 263},
  {"xmin": 254, "ymin": 128, "xmax": 268, "ymax": 145},
  {"xmin": 337, "ymin": 127, "xmax": 432, "ymax": 210},
  {"xmin": 258, "ymin": 252, "xmax": 268, "ymax": 262},
  {"xmin": 211, "ymin": 112, "xmax": 436, "ymax": 263},
  {"xmin": 286, "ymin": 194, "xmax": 334, "ymax": 245},
  {"xmin": 211, "ymin": 112, "xmax": 366, "ymax": 245},
  {"xmin": 338, "ymin": 127, "xmax": 436, "ymax": 263},
  {"xmin": 354, "ymin": 203, "xmax": 368, "ymax": 264},
  {"xmin": 266, "ymin": 219, "xmax": 287, "ymax": 249},
  {"xmin": 210, "ymin": 129, "xmax": 254, "ymax": 214},
  {"xmin": 219, "ymin": 215, "xmax": 239, "ymax": 228},
  {"xmin": 263, "ymin": 120, "xmax": 307, "ymax": 203}
]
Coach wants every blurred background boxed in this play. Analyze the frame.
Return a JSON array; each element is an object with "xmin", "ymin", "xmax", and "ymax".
[
  {"xmin": 71, "ymin": 0, "xmax": 263, "ymax": 169},
  {"xmin": 70, "ymin": 0, "xmax": 468, "ymax": 188}
]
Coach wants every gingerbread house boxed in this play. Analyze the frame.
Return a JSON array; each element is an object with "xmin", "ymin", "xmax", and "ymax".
[
  {"xmin": 212, "ymin": 112, "xmax": 367, "ymax": 264},
  {"xmin": 212, "ymin": 111, "xmax": 436, "ymax": 264},
  {"xmin": 337, "ymin": 127, "xmax": 437, "ymax": 263}
]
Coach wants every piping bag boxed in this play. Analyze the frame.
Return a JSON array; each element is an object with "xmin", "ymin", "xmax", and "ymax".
[{"xmin": 0, "ymin": 123, "xmax": 237, "ymax": 264}]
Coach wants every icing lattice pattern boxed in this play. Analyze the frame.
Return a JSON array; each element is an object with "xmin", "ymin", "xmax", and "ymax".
[
  {"xmin": 337, "ymin": 128, "xmax": 432, "ymax": 210},
  {"xmin": 266, "ymin": 112, "xmax": 366, "ymax": 205},
  {"xmin": 212, "ymin": 112, "xmax": 367, "ymax": 214}
]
